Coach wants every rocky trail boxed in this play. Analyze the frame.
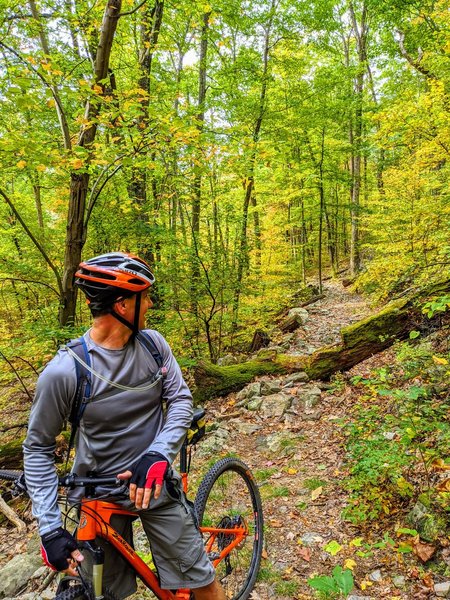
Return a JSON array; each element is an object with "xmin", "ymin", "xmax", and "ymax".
[{"xmin": 0, "ymin": 282, "xmax": 448, "ymax": 599}]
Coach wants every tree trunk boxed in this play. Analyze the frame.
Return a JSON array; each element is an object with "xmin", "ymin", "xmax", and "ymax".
[{"xmin": 59, "ymin": 0, "xmax": 122, "ymax": 326}]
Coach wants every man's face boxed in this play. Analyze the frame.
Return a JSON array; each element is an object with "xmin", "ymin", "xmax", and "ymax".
[{"xmin": 122, "ymin": 290, "xmax": 153, "ymax": 330}]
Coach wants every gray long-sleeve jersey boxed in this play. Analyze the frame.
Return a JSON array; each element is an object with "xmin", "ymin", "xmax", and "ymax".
[{"xmin": 23, "ymin": 329, "xmax": 193, "ymax": 535}]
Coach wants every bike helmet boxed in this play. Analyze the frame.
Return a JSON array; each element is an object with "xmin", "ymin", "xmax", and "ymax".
[{"xmin": 75, "ymin": 252, "xmax": 155, "ymax": 333}]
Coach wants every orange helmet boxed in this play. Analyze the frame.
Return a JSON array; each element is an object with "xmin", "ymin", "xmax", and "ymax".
[{"xmin": 75, "ymin": 252, "xmax": 154, "ymax": 310}]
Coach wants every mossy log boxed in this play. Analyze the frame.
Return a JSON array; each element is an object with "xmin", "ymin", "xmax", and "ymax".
[
  {"xmin": 193, "ymin": 352, "xmax": 307, "ymax": 401},
  {"xmin": 194, "ymin": 279, "xmax": 450, "ymax": 397}
]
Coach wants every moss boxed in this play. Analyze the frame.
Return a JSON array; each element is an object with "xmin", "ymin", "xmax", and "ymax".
[
  {"xmin": 0, "ymin": 438, "xmax": 24, "ymax": 469},
  {"xmin": 341, "ymin": 298, "xmax": 410, "ymax": 348},
  {"xmin": 193, "ymin": 359, "xmax": 286, "ymax": 401}
]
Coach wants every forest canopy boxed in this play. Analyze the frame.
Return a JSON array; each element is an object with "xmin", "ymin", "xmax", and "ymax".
[{"xmin": 0, "ymin": 0, "xmax": 449, "ymax": 365}]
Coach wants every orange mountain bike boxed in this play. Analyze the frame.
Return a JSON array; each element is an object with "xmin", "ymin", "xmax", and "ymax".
[{"xmin": 0, "ymin": 409, "xmax": 264, "ymax": 600}]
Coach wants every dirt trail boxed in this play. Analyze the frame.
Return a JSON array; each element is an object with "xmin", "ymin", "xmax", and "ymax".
[
  {"xmin": 200, "ymin": 282, "xmax": 377, "ymax": 599},
  {"xmin": 0, "ymin": 282, "xmax": 429, "ymax": 599}
]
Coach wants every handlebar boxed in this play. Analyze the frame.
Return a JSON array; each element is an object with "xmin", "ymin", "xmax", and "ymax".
[{"xmin": 0, "ymin": 470, "xmax": 127, "ymax": 498}]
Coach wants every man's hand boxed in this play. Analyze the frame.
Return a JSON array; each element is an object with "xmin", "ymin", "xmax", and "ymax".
[
  {"xmin": 118, "ymin": 452, "xmax": 168, "ymax": 509},
  {"xmin": 41, "ymin": 527, "xmax": 84, "ymax": 575}
]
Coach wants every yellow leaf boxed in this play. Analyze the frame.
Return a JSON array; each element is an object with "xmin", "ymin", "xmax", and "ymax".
[
  {"xmin": 36, "ymin": 165, "xmax": 47, "ymax": 172},
  {"xmin": 71, "ymin": 158, "xmax": 84, "ymax": 170},
  {"xmin": 311, "ymin": 486, "xmax": 323, "ymax": 500},
  {"xmin": 46, "ymin": 98, "xmax": 56, "ymax": 108},
  {"xmin": 287, "ymin": 468, "xmax": 298, "ymax": 475},
  {"xmin": 344, "ymin": 559, "xmax": 357, "ymax": 571},
  {"xmin": 360, "ymin": 580, "xmax": 373, "ymax": 590},
  {"xmin": 432, "ymin": 355, "xmax": 448, "ymax": 365},
  {"xmin": 349, "ymin": 537, "xmax": 363, "ymax": 547},
  {"xmin": 16, "ymin": 160, "xmax": 27, "ymax": 169}
]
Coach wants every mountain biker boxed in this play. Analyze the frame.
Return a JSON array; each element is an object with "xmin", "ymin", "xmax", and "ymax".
[{"xmin": 23, "ymin": 252, "xmax": 226, "ymax": 600}]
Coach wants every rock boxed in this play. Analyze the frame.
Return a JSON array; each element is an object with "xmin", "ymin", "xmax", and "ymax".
[
  {"xmin": 347, "ymin": 596, "xmax": 374, "ymax": 600},
  {"xmin": 392, "ymin": 575, "xmax": 406, "ymax": 588},
  {"xmin": 196, "ymin": 428, "xmax": 230, "ymax": 457},
  {"xmin": 257, "ymin": 432, "xmax": 302, "ymax": 457},
  {"xmin": 30, "ymin": 565, "xmax": 47, "ymax": 579},
  {"xmin": 287, "ymin": 307, "xmax": 309, "ymax": 324},
  {"xmin": 434, "ymin": 581, "xmax": 450, "ymax": 597},
  {"xmin": 382, "ymin": 432, "xmax": 396, "ymax": 440},
  {"xmin": 247, "ymin": 397, "xmax": 264, "ymax": 411},
  {"xmin": 0, "ymin": 553, "xmax": 43, "ymax": 599},
  {"xmin": 302, "ymin": 409, "xmax": 323, "ymax": 421},
  {"xmin": 262, "ymin": 345, "xmax": 285, "ymax": 354},
  {"xmin": 407, "ymin": 496, "xmax": 447, "ymax": 542},
  {"xmin": 231, "ymin": 420, "xmax": 261, "ymax": 435},
  {"xmin": 284, "ymin": 372, "xmax": 309, "ymax": 384},
  {"xmin": 259, "ymin": 393, "xmax": 292, "ymax": 419},
  {"xmin": 260, "ymin": 380, "xmax": 282, "ymax": 395},
  {"xmin": 217, "ymin": 354, "xmax": 239, "ymax": 366},
  {"xmin": 236, "ymin": 382, "xmax": 261, "ymax": 403},
  {"xmin": 300, "ymin": 532, "xmax": 324, "ymax": 546},
  {"xmin": 298, "ymin": 385, "xmax": 322, "ymax": 409},
  {"xmin": 368, "ymin": 569, "xmax": 383, "ymax": 582}
]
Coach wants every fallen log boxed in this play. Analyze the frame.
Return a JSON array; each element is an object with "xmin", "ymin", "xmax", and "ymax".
[
  {"xmin": 193, "ymin": 351, "xmax": 307, "ymax": 401},
  {"xmin": 194, "ymin": 279, "xmax": 450, "ymax": 397}
]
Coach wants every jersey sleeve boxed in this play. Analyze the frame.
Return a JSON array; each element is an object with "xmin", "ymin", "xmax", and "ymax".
[
  {"xmin": 23, "ymin": 351, "xmax": 77, "ymax": 535},
  {"xmin": 144, "ymin": 330, "xmax": 193, "ymax": 463}
]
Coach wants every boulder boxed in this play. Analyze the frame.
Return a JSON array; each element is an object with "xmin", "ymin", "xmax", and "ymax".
[
  {"xmin": 0, "ymin": 553, "xmax": 43, "ymax": 599},
  {"xmin": 259, "ymin": 393, "xmax": 292, "ymax": 419}
]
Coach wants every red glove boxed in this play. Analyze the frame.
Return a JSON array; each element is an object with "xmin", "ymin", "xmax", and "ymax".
[
  {"xmin": 41, "ymin": 527, "xmax": 79, "ymax": 571},
  {"xmin": 129, "ymin": 452, "xmax": 168, "ymax": 490}
]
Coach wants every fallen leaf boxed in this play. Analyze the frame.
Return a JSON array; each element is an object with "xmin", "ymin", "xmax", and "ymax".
[
  {"xmin": 360, "ymin": 580, "xmax": 373, "ymax": 590},
  {"xmin": 261, "ymin": 548, "xmax": 268, "ymax": 559},
  {"xmin": 432, "ymin": 355, "xmax": 448, "ymax": 365},
  {"xmin": 269, "ymin": 520, "xmax": 283, "ymax": 528},
  {"xmin": 413, "ymin": 541, "xmax": 436, "ymax": 562},
  {"xmin": 421, "ymin": 572, "xmax": 434, "ymax": 588},
  {"xmin": 436, "ymin": 478, "xmax": 450, "ymax": 492},
  {"xmin": 311, "ymin": 486, "xmax": 323, "ymax": 500},
  {"xmin": 324, "ymin": 540, "xmax": 342, "ymax": 556},
  {"xmin": 287, "ymin": 467, "xmax": 298, "ymax": 475},
  {"xmin": 344, "ymin": 559, "xmax": 357, "ymax": 571},
  {"xmin": 298, "ymin": 547, "xmax": 311, "ymax": 562},
  {"xmin": 349, "ymin": 537, "xmax": 364, "ymax": 547},
  {"xmin": 431, "ymin": 459, "xmax": 450, "ymax": 471}
]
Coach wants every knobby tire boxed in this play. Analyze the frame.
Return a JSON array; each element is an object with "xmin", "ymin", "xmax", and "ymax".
[
  {"xmin": 0, "ymin": 469, "xmax": 23, "ymax": 481},
  {"xmin": 54, "ymin": 581, "xmax": 119, "ymax": 600},
  {"xmin": 194, "ymin": 457, "xmax": 264, "ymax": 600}
]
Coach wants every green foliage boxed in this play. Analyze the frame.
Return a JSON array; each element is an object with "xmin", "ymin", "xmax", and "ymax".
[
  {"xmin": 308, "ymin": 566, "xmax": 354, "ymax": 599},
  {"xmin": 422, "ymin": 295, "xmax": 450, "ymax": 318},
  {"xmin": 342, "ymin": 340, "xmax": 450, "ymax": 525}
]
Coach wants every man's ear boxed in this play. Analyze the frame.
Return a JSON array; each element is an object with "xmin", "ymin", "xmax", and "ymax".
[{"xmin": 114, "ymin": 297, "xmax": 128, "ymax": 316}]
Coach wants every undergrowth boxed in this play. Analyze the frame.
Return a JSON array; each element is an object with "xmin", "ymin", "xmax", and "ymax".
[{"xmin": 340, "ymin": 332, "xmax": 450, "ymax": 529}]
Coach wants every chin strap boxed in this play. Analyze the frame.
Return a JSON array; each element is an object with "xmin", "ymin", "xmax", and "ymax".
[{"xmin": 108, "ymin": 292, "xmax": 142, "ymax": 336}]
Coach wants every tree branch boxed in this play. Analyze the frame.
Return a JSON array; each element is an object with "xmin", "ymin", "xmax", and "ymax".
[
  {"xmin": 0, "ymin": 277, "xmax": 60, "ymax": 297},
  {"xmin": 396, "ymin": 30, "xmax": 437, "ymax": 80},
  {"xmin": 118, "ymin": 0, "xmax": 147, "ymax": 17},
  {"xmin": 0, "ymin": 189, "xmax": 63, "ymax": 296}
]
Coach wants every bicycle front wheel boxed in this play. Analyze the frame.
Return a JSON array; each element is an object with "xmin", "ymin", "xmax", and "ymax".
[
  {"xmin": 54, "ymin": 581, "xmax": 119, "ymax": 600},
  {"xmin": 194, "ymin": 457, "xmax": 264, "ymax": 600}
]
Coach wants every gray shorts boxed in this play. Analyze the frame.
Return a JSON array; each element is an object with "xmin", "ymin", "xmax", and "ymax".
[{"xmin": 79, "ymin": 470, "xmax": 215, "ymax": 598}]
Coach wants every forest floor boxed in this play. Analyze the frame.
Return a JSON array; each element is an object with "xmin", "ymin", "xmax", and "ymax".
[{"xmin": 0, "ymin": 281, "xmax": 448, "ymax": 599}]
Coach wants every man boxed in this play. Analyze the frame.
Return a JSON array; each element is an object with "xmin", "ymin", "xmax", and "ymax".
[{"xmin": 23, "ymin": 252, "xmax": 225, "ymax": 599}]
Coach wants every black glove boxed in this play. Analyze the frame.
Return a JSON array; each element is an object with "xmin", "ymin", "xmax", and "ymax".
[
  {"xmin": 41, "ymin": 527, "xmax": 79, "ymax": 571},
  {"xmin": 129, "ymin": 452, "xmax": 169, "ymax": 489}
]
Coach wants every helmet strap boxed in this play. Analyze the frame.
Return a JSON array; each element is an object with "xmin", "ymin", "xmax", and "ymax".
[{"xmin": 108, "ymin": 292, "xmax": 142, "ymax": 336}]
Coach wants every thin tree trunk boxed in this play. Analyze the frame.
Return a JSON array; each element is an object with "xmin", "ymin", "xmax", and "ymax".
[
  {"xmin": 349, "ymin": 1, "xmax": 367, "ymax": 277},
  {"xmin": 60, "ymin": 0, "xmax": 122, "ymax": 326},
  {"xmin": 232, "ymin": 0, "xmax": 275, "ymax": 332}
]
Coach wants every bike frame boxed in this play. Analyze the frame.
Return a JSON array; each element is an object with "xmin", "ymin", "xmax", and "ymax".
[{"xmin": 75, "ymin": 475, "xmax": 248, "ymax": 599}]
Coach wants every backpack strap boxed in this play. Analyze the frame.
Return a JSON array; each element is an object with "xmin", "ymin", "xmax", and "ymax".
[
  {"xmin": 136, "ymin": 330, "xmax": 163, "ymax": 369},
  {"xmin": 66, "ymin": 337, "xmax": 91, "ymax": 453},
  {"xmin": 65, "ymin": 331, "xmax": 162, "ymax": 462}
]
